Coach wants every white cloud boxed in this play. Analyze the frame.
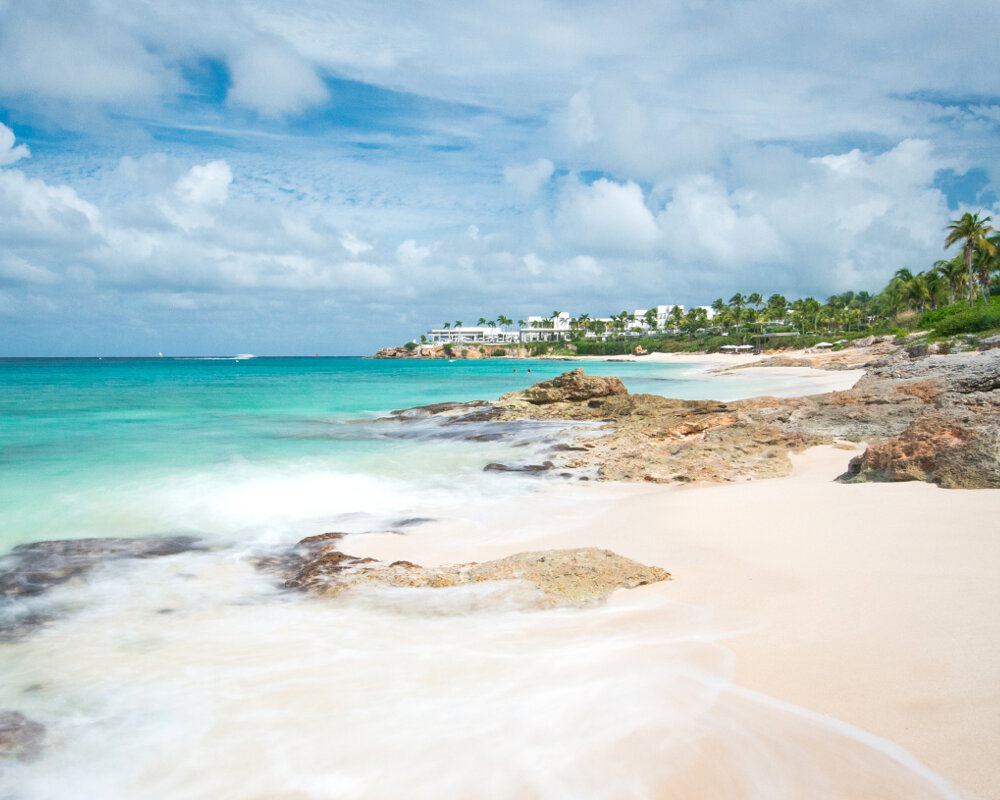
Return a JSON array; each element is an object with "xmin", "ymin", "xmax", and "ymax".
[
  {"xmin": 176, "ymin": 161, "xmax": 233, "ymax": 207},
  {"xmin": 504, "ymin": 159, "xmax": 554, "ymax": 198},
  {"xmin": 555, "ymin": 177, "xmax": 660, "ymax": 254},
  {"xmin": 227, "ymin": 41, "xmax": 328, "ymax": 116},
  {"xmin": 396, "ymin": 239, "xmax": 431, "ymax": 267},
  {"xmin": 0, "ymin": 123, "xmax": 29, "ymax": 166},
  {"xmin": 657, "ymin": 175, "xmax": 784, "ymax": 266},
  {"xmin": 341, "ymin": 231, "xmax": 373, "ymax": 257},
  {"xmin": 0, "ymin": 3, "xmax": 174, "ymax": 105}
]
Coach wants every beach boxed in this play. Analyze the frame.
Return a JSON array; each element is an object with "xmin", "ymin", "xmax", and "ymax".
[
  {"xmin": 1, "ymin": 354, "xmax": 997, "ymax": 798},
  {"xmin": 349, "ymin": 444, "xmax": 1000, "ymax": 798}
]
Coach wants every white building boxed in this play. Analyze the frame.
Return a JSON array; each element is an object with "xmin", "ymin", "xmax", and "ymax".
[
  {"xmin": 519, "ymin": 312, "xmax": 572, "ymax": 343},
  {"xmin": 427, "ymin": 326, "xmax": 519, "ymax": 344}
]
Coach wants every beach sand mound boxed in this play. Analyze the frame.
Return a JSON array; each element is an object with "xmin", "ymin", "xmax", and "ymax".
[{"xmin": 278, "ymin": 543, "xmax": 670, "ymax": 605}]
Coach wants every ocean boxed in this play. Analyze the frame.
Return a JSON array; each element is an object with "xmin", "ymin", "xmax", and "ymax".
[{"xmin": 0, "ymin": 357, "xmax": 958, "ymax": 798}]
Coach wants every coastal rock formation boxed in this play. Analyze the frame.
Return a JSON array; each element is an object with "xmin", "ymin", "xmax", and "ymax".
[
  {"xmin": 519, "ymin": 368, "xmax": 627, "ymax": 404},
  {"xmin": 393, "ymin": 348, "xmax": 1000, "ymax": 489},
  {"xmin": 0, "ymin": 711, "xmax": 45, "ymax": 761},
  {"xmin": 0, "ymin": 710, "xmax": 45, "ymax": 761},
  {"xmin": 268, "ymin": 537, "xmax": 669, "ymax": 605},
  {"xmin": 0, "ymin": 536, "xmax": 206, "ymax": 641},
  {"xmin": 842, "ymin": 412, "xmax": 1000, "ymax": 488},
  {"xmin": 0, "ymin": 536, "xmax": 204, "ymax": 598},
  {"xmin": 841, "ymin": 351, "xmax": 1000, "ymax": 488}
]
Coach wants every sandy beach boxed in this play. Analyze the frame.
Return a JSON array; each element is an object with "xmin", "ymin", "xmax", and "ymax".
[{"xmin": 349, "ymin": 444, "xmax": 1000, "ymax": 799}]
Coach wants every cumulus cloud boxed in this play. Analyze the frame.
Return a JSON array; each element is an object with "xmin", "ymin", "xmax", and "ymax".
[
  {"xmin": 227, "ymin": 41, "xmax": 328, "ymax": 116},
  {"xmin": 0, "ymin": 123, "xmax": 30, "ymax": 166},
  {"xmin": 396, "ymin": 239, "xmax": 431, "ymax": 267},
  {"xmin": 176, "ymin": 161, "xmax": 233, "ymax": 206},
  {"xmin": 555, "ymin": 177, "xmax": 660, "ymax": 254},
  {"xmin": 0, "ymin": 2, "xmax": 174, "ymax": 105},
  {"xmin": 504, "ymin": 159, "xmax": 554, "ymax": 198},
  {"xmin": 657, "ymin": 175, "xmax": 784, "ymax": 266}
]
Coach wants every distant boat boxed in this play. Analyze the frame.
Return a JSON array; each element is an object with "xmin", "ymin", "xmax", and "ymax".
[{"xmin": 235, "ymin": 354, "xmax": 256, "ymax": 360}]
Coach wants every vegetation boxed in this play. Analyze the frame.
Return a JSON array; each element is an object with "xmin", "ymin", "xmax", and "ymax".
[{"xmin": 415, "ymin": 211, "xmax": 1000, "ymax": 355}]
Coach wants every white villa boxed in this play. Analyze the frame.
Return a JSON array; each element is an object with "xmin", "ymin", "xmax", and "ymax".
[
  {"xmin": 421, "ymin": 303, "xmax": 718, "ymax": 345},
  {"xmin": 426, "ymin": 326, "xmax": 520, "ymax": 344}
]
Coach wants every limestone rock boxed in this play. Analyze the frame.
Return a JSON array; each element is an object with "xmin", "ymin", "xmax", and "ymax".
[
  {"xmin": 0, "ymin": 536, "xmax": 204, "ymax": 598},
  {"xmin": 275, "ymin": 544, "xmax": 670, "ymax": 606},
  {"xmin": 842, "ymin": 412, "xmax": 1000, "ymax": 489},
  {"xmin": 388, "ymin": 352, "xmax": 1000, "ymax": 489},
  {"xmin": 0, "ymin": 711, "xmax": 45, "ymax": 761},
  {"xmin": 521, "ymin": 368, "xmax": 627, "ymax": 404}
]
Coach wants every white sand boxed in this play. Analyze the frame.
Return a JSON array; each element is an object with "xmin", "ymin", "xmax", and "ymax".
[{"xmin": 351, "ymin": 446, "xmax": 1000, "ymax": 799}]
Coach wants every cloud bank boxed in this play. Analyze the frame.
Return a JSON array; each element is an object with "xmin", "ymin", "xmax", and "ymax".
[{"xmin": 1, "ymin": 2, "xmax": 999, "ymax": 354}]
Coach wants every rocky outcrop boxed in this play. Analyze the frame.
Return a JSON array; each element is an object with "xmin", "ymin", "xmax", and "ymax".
[
  {"xmin": 394, "ymin": 349, "xmax": 1000, "ymax": 489},
  {"xmin": 0, "ymin": 711, "xmax": 45, "ymax": 761},
  {"xmin": 0, "ymin": 536, "xmax": 204, "ymax": 598},
  {"xmin": 266, "ymin": 537, "xmax": 669, "ymax": 606},
  {"xmin": 0, "ymin": 536, "xmax": 206, "ymax": 641},
  {"xmin": 842, "ymin": 412, "xmax": 1000, "ymax": 488},
  {"xmin": 840, "ymin": 351, "xmax": 1000, "ymax": 488},
  {"xmin": 520, "ymin": 368, "xmax": 627, "ymax": 404}
]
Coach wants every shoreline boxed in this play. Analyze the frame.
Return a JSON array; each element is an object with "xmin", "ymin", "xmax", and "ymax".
[{"xmin": 346, "ymin": 444, "xmax": 1000, "ymax": 799}]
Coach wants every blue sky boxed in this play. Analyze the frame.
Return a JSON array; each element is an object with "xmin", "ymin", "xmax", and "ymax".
[{"xmin": 2, "ymin": 0, "xmax": 1000, "ymax": 355}]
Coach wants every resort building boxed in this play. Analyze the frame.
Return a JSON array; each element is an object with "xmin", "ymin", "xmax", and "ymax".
[
  {"xmin": 519, "ymin": 312, "xmax": 572, "ymax": 342},
  {"xmin": 426, "ymin": 326, "xmax": 519, "ymax": 344}
]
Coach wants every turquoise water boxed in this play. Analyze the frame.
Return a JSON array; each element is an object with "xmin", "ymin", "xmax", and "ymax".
[
  {"xmin": 0, "ymin": 357, "xmax": 699, "ymax": 548},
  {"xmin": 0, "ymin": 356, "xmax": 813, "ymax": 549},
  {"xmin": 0, "ymin": 358, "xmax": 959, "ymax": 799}
]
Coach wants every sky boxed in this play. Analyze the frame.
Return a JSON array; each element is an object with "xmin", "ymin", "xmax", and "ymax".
[{"xmin": 2, "ymin": 1, "xmax": 1000, "ymax": 356}]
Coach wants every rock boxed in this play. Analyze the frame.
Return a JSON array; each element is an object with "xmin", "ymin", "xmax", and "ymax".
[
  {"xmin": 386, "ymin": 352, "xmax": 1000, "ymax": 489},
  {"xmin": 0, "ymin": 711, "xmax": 45, "ymax": 761},
  {"xmin": 906, "ymin": 342, "xmax": 928, "ymax": 358},
  {"xmin": 521, "ymin": 369, "xmax": 627, "ymax": 404},
  {"xmin": 978, "ymin": 335, "xmax": 1000, "ymax": 352},
  {"xmin": 0, "ymin": 536, "xmax": 205, "ymax": 598},
  {"xmin": 841, "ymin": 411, "xmax": 1000, "ymax": 489},
  {"xmin": 274, "ymin": 545, "xmax": 670, "ymax": 605},
  {"xmin": 483, "ymin": 461, "xmax": 555, "ymax": 473}
]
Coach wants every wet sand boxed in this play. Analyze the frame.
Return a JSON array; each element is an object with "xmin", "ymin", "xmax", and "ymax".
[{"xmin": 350, "ymin": 445, "xmax": 1000, "ymax": 799}]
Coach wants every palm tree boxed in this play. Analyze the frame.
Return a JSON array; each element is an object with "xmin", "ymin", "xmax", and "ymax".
[
  {"xmin": 972, "ymin": 243, "xmax": 1000, "ymax": 303},
  {"xmin": 945, "ymin": 212, "xmax": 996, "ymax": 306},
  {"xmin": 455, "ymin": 320, "xmax": 462, "ymax": 329},
  {"xmin": 764, "ymin": 293, "xmax": 787, "ymax": 322},
  {"xmin": 477, "ymin": 317, "xmax": 487, "ymax": 326},
  {"xmin": 728, "ymin": 293, "xmax": 746, "ymax": 328},
  {"xmin": 669, "ymin": 305, "xmax": 684, "ymax": 330},
  {"xmin": 933, "ymin": 257, "xmax": 966, "ymax": 305},
  {"xmin": 443, "ymin": 322, "xmax": 451, "ymax": 330},
  {"xmin": 747, "ymin": 292, "xmax": 763, "ymax": 314}
]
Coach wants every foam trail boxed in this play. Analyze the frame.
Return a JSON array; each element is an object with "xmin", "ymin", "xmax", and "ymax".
[{"xmin": 0, "ymin": 556, "xmax": 965, "ymax": 800}]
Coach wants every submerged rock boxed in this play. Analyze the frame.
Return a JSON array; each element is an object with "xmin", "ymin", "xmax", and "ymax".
[
  {"xmin": 272, "ymin": 543, "xmax": 670, "ymax": 606},
  {"xmin": 0, "ymin": 536, "xmax": 207, "ymax": 642},
  {"xmin": 0, "ymin": 711, "xmax": 45, "ymax": 761},
  {"xmin": 0, "ymin": 536, "xmax": 204, "ymax": 599}
]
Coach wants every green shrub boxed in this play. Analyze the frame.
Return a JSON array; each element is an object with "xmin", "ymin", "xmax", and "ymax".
[
  {"xmin": 442, "ymin": 344, "xmax": 454, "ymax": 357},
  {"xmin": 528, "ymin": 342, "xmax": 549, "ymax": 356},
  {"xmin": 491, "ymin": 348, "xmax": 507, "ymax": 357},
  {"xmin": 403, "ymin": 341, "xmax": 417, "ymax": 351},
  {"xmin": 932, "ymin": 304, "xmax": 1000, "ymax": 336}
]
